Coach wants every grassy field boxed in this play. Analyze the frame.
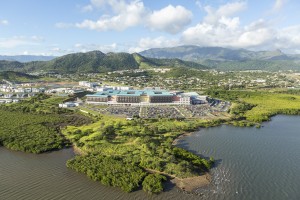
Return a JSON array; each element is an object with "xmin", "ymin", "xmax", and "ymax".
[{"xmin": 207, "ymin": 90, "xmax": 300, "ymax": 123}]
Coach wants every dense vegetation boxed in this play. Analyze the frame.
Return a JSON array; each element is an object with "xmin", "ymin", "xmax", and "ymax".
[
  {"xmin": 207, "ymin": 90, "xmax": 300, "ymax": 123},
  {"xmin": 0, "ymin": 51, "xmax": 208, "ymax": 73},
  {"xmin": 0, "ymin": 92, "xmax": 217, "ymax": 193},
  {"xmin": 0, "ymin": 109, "xmax": 66, "ymax": 153},
  {"xmin": 67, "ymin": 154, "xmax": 147, "ymax": 192},
  {"xmin": 0, "ymin": 60, "xmax": 24, "ymax": 71},
  {"xmin": 133, "ymin": 53, "xmax": 208, "ymax": 70},
  {"xmin": 0, "ymin": 71, "xmax": 38, "ymax": 82},
  {"xmin": 142, "ymin": 174, "xmax": 167, "ymax": 194},
  {"xmin": 0, "ymin": 94, "xmax": 92, "ymax": 153},
  {"xmin": 63, "ymin": 114, "xmax": 217, "ymax": 193}
]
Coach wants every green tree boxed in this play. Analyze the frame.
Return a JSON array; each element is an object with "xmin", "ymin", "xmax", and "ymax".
[{"xmin": 142, "ymin": 174, "xmax": 166, "ymax": 194}]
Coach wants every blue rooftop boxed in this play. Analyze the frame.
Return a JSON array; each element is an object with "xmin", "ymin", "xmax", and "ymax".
[{"xmin": 87, "ymin": 90, "xmax": 174, "ymax": 97}]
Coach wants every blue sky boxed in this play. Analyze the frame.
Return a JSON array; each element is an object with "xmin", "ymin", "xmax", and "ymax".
[{"xmin": 0, "ymin": 0, "xmax": 299, "ymax": 55}]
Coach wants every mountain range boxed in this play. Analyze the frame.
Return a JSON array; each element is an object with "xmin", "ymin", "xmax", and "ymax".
[
  {"xmin": 1, "ymin": 46, "xmax": 300, "ymax": 73},
  {"xmin": 0, "ymin": 55, "xmax": 55, "ymax": 62},
  {"xmin": 0, "ymin": 51, "xmax": 207, "ymax": 73},
  {"xmin": 140, "ymin": 46, "xmax": 300, "ymax": 71}
]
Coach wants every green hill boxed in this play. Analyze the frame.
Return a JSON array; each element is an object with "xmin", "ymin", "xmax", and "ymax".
[
  {"xmin": 133, "ymin": 53, "xmax": 208, "ymax": 69},
  {"xmin": 0, "ymin": 60, "xmax": 25, "ymax": 71},
  {"xmin": 0, "ymin": 51, "xmax": 209, "ymax": 73},
  {"xmin": 0, "ymin": 71, "xmax": 38, "ymax": 82}
]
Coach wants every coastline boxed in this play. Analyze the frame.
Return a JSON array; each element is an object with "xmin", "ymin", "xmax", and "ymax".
[
  {"xmin": 70, "ymin": 127, "xmax": 213, "ymax": 193},
  {"xmin": 172, "ymin": 132, "xmax": 193, "ymax": 145},
  {"xmin": 72, "ymin": 145, "xmax": 86, "ymax": 155},
  {"xmin": 171, "ymin": 173, "xmax": 211, "ymax": 192},
  {"xmin": 172, "ymin": 130, "xmax": 212, "ymax": 192}
]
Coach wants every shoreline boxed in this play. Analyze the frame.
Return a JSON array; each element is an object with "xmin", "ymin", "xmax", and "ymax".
[
  {"xmin": 171, "ymin": 173, "xmax": 211, "ymax": 192},
  {"xmin": 146, "ymin": 168, "xmax": 211, "ymax": 192},
  {"xmin": 71, "ymin": 128, "xmax": 213, "ymax": 193},
  {"xmin": 172, "ymin": 132, "xmax": 193, "ymax": 145},
  {"xmin": 172, "ymin": 130, "xmax": 212, "ymax": 192}
]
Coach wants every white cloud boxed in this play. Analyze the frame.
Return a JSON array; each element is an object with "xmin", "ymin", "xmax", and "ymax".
[
  {"xmin": 180, "ymin": 1, "xmax": 300, "ymax": 53},
  {"xmin": 0, "ymin": 36, "xmax": 43, "ymax": 48},
  {"xmin": 51, "ymin": 47, "xmax": 61, "ymax": 52},
  {"xmin": 76, "ymin": 0, "xmax": 146, "ymax": 31},
  {"xmin": 181, "ymin": 2, "xmax": 277, "ymax": 49},
  {"xmin": 276, "ymin": 25, "xmax": 300, "ymax": 49},
  {"xmin": 0, "ymin": 19, "xmax": 9, "ymax": 25},
  {"xmin": 128, "ymin": 36, "xmax": 180, "ymax": 53},
  {"xmin": 90, "ymin": 0, "xmax": 108, "ymax": 8},
  {"xmin": 74, "ymin": 43, "xmax": 118, "ymax": 53},
  {"xmin": 204, "ymin": 1, "xmax": 246, "ymax": 24},
  {"xmin": 55, "ymin": 22, "xmax": 73, "ymax": 28},
  {"xmin": 81, "ymin": 5, "xmax": 93, "ymax": 12},
  {"xmin": 147, "ymin": 5, "xmax": 192, "ymax": 34},
  {"xmin": 273, "ymin": 0, "xmax": 288, "ymax": 12},
  {"xmin": 71, "ymin": 0, "xmax": 193, "ymax": 34}
]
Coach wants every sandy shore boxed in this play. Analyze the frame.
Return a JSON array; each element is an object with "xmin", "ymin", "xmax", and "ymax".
[
  {"xmin": 172, "ymin": 132, "xmax": 193, "ymax": 145},
  {"xmin": 146, "ymin": 168, "xmax": 211, "ymax": 192},
  {"xmin": 72, "ymin": 145, "xmax": 86, "ymax": 155},
  {"xmin": 171, "ymin": 130, "xmax": 212, "ymax": 192},
  {"xmin": 171, "ymin": 173, "xmax": 211, "ymax": 192}
]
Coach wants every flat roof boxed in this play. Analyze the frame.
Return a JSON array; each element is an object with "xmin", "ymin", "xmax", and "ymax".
[{"xmin": 87, "ymin": 90, "xmax": 174, "ymax": 97}]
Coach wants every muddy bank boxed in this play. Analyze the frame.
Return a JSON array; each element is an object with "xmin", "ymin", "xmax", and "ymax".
[{"xmin": 171, "ymin": 173, "xmax": 211, "ymax": 192}]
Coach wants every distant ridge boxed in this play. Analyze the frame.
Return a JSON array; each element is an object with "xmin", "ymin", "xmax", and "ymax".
[
  {"xmin": 139, "ymin": 45, "xmax": 293, "ymax": 61},
  {"xmin": 140, "ymin": 45, "xmax": 300, "ymax": 71},
  {"xmin": 0, "ymin": 55, "xmax": 56, "ymax": 62}
]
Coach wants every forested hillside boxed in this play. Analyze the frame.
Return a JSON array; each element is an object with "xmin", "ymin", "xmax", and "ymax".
[{"xmin": 0, "ymin": 51, "xmax": 208, "ymax": 73}]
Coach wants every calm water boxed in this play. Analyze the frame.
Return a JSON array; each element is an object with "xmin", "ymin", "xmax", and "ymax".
[
  {"xmin": 177, "ymin": 115, "xmax": 300, "ymax": 200},
  {"xmin": 1, "ymin": 115, "xmax": 300, "ymax": 200}
]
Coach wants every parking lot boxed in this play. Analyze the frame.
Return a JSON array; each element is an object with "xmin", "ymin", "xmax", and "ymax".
[{"xmin": 80, "ymin": 101, "xmax": 230, "ymax": 119}]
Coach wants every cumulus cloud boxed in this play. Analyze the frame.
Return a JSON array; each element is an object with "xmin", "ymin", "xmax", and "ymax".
[
  {"xmin": 180, "ymin": 1, "xmax": 300, "ymax": 53},
  {"xmin": 181, "ymin": 1, "xmax": 278, "ymax": 49},
  {"xmin": 128, "ymin": 36, "xmax": 180, "ymax": 53},
  {"xmin": 76, "ymin": 0, "xmax": 146, "ymax": 31},
  {"xmin": 70, "ymin": 0, "xmax": 193, "ymax": 34},
  {"xmin": 81, "ymin": 5, "xmax": 93, "ymax": 12},
  {"xmin": 276, "ymin": 25, "xmax": 300, "ymax": 50},
  {"xmin": 74, "ymin": 43, "xmax": 118, "ymax": 53},
  {"xmin": 147, "ymin": 5, "xmax": 192, "ymax": 34},
  {"xmin": 0, "ymin": 19, "xmax": 9, "ymax": 25},
  {"xmin": 203, "ymin": 1, "xmax": 246, "ymax": 24},
  {"xmin": 0, "ymin": 36, "xmax": 43, "ymax": 48},
  {"xmin": 90, "ymin": 0, "xmax": 108, "ymax": 8}
]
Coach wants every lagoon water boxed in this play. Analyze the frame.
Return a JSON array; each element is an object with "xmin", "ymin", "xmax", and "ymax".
[
  {"xmin": 177, "ymin": 115, "xmax": 300, "ymax": 200},
  {"xmin": 1, "ymin": 115, "xmax": 300, "ymax": 200}
]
